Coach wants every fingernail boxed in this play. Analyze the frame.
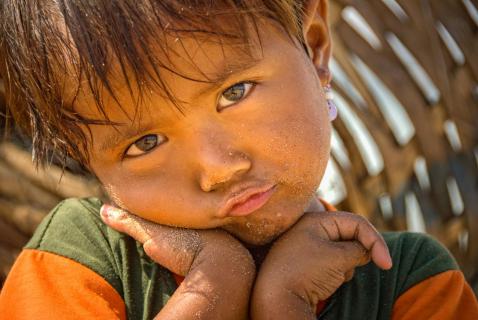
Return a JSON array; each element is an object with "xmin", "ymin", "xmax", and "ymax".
[
  {"xmin": 385, "ymin": 255, "xmax": 393, "ymax": 270},
  {"xmin": 100, "ymin": 204, "xmax": 126, "ymax": 221}
]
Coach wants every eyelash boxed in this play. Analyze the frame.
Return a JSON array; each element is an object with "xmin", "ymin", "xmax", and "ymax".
[
  {"xmin": 123, "ymin": 134, "xmax": 166, "ymax": 159},
  {"xmin": 122, "ymin": 81, "xmax": 257, "ymax": 159},
  {"xmin": 217, "ymin": 81, "xmax": 256, "ymax": 111}
]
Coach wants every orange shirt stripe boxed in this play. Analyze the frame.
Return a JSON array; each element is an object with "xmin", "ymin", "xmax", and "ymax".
[
  {"xmin": 0, "ymin": 249, "xmax": 126, "ymax": 320},
  {"xmin": 392, "ymin": 270, "xmax": 478, "ymax": 320}
]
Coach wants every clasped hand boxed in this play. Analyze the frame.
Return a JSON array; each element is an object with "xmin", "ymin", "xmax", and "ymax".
[{"xmin": 101, "ymin": 206, "xmax": 392, "ymax": 320}]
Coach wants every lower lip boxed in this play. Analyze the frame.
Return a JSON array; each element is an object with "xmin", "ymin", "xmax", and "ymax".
[{"xmin": 227, "ymin": 186, "xmax": 276, "ymax": 217}]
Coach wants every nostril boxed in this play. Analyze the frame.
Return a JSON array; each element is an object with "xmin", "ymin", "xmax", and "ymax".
[
  {"xmin": 198, "ymin": 152, "xmax": 252, "ymax": 192},
  {"xmin": 200, "ymin": 174, "xmax": 229, "ymax": 192}
]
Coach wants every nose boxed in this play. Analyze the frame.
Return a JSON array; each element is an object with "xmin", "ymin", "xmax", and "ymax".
[{"xmin": 193, "ymin": 127, "xmax": 252, "ymax": 192}]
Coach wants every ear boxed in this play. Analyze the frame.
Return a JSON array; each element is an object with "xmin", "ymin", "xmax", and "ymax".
[{"xmin": 302, "ymin": 0, "xmax": 332, "ymax": 85}]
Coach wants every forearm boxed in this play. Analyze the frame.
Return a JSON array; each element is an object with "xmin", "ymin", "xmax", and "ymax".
[{"xmin": 155, "ymin": 248, "xmax": 255, "ymax": 320}]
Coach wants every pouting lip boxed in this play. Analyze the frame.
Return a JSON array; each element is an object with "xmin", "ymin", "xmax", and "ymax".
[{"xmin": 217, "ymin": 183, "xmax": 276, "ymax": 218}]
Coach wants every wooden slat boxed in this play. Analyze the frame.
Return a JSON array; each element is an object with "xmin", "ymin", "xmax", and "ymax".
[
  {"xmin": 0, "ymin": 199, "xmax": 47, "ymax": 236},
  {"xmin": 449, "ymin": 155, "xmax": 478, "ymax": 277},
  {"xmin": 0, "ymin": 244, "xmax": 19, "ymax": 287},
  {"xmin": 0, "ymin": 160, "xmax": 61, "ymax": 210},
  {"xmin": 336, "ymin": 12, "xmax": 449, "ymax": 162},
  {"xmin": 0, "ymin": 142, "xmax": 103, "ymax": 200},
  {"xmin": 0, "ymin": 218, "xmax": 29, "ymax": 250}
]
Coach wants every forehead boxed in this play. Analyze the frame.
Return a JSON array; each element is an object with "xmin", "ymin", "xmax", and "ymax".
[{"xmin": 71, "ymin": 19, "xmax": 277, "ymax": 123}]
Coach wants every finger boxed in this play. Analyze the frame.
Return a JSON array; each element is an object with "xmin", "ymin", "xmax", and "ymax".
[
  {"xmin": 319, "ymin": 212, "xmax": 392, "ymax": 270},
  {"xmin": 101, "ymin": 204, "xmax": 200, "ymax": 275},
  {"xmin": 100, "ymin": 204, "xmax": 161, "ymax": 243},
  {"xmin": 336, "ymin": 240, "xmax": 370, "ymax": 271},
  {"xmin": 143, "ymin": 235, "xmax": 198, "ymax": 276},
  {"xmin": 344, "ymin": 269, "xmax": 355, "ymax": 282}
]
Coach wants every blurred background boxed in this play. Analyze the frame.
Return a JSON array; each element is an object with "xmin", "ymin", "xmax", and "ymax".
[{"xmin": 0, "ymin": 0, "xmax": 477, "ymax": 294}]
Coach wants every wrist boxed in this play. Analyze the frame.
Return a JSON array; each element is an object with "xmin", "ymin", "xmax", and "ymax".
[
  {"xmin": 182, "ymin": 235, "xmax": 255, "ymax": 319},
  {"xmin": 158, "ymin": 249, "xmax": 254, "ymax": 320},
  {"xmin": 251, "ymin": 279, "xmax": 316, "ymax": 320},
  {"xmin": 251, "ymin": 259, "xmax": 317, "ymax": 320},
  {"xmin": 196, "ymin": 234, "xmax": 256, "ymax": 281}
]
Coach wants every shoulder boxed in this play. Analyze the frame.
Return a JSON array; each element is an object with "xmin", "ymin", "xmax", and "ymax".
[
  {"xmin": 26, "ymin": 197, "xmax": 126, "ymax": 293},
  {"xmin": 320, "ymin": 232, "xmax": 460, "ymax": 319},
  {"xmin": 22, "ymin": 197, "xmax": 177, "ymax": 318},
  {"xmin": 383, "ymin": 233, "xmax": 478, "ymax": 319},
  {"xmin": 382, "ymin": 231, "xmax": 458, "ymax": 294},
  {"xmin": 28, "ymin": 197, "xmax": 108, "ymax": 249}
]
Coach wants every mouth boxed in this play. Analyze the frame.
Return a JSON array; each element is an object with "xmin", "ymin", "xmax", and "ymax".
[{"xmin": 218, "ymin": 184, "xmax": 277, "ymax": 218}]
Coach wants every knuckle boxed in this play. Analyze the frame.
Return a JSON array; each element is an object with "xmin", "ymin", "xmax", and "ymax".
[
  {"xmin": 312, "ymin": 269, "xmax": 346, "ymax": 299},
  {"xmin": 333, "ymin": 211, "xmax": 353, "ymax": 218},
  {"xmin": 351, "ymin": 241, "xmax": 367, "ymax": 255},
  {"xmin": 143, "ymin": 239, "xmax": 158, "ymax": 256}
]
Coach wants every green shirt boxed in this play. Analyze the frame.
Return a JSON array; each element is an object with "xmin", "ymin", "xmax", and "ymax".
[{"xmin": 24, "ymin": 198, "xmax": 459, "ymax": 319}]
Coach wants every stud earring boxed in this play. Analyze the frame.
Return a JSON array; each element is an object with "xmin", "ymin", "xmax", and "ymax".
[{"xmin": 324, "ymin": 84, "xmax": 338, "ymax": 121}]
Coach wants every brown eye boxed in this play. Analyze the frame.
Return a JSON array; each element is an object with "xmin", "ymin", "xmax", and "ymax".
[
  {"xmin": 218, "ymin": 82, "xmax": 254, "ymax": 109},
  {"xmin": 125, "ymin": 134, "xmax": 165, "ymax": 157}
]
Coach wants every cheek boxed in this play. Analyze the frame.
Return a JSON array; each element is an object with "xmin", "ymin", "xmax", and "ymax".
[
  {"xmin": 99, "ymin": 166, "xmax": 222, "ymax": 229},
  {"xmin": 254, "ymin": 84, "xmax": 331, "ymax": 185},
  {"xmin": 100, "ymin": 169, "xmax": 186, "ymax": 224},
  {"xmin": 103, "ymin": 171, "xmax": 169, "ymax": 209}
]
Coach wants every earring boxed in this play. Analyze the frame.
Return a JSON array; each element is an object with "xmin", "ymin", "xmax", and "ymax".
[{"xmin": 324, "ymin": 84, "xmax": 338, "ymax": 121}]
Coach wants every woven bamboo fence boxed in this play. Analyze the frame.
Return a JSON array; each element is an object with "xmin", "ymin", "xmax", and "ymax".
[{"xmin": 0, "ymin": 0, "xmax": 477, "ymax": 294}]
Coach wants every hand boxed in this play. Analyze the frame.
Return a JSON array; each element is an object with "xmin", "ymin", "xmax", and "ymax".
[
  {"xmin": 100, "ymin": 204, "xmax": 255, "ymax": 320},
  {"xmin": 251, "ymin": 211, "xmax": 392, "ymax": 320}
]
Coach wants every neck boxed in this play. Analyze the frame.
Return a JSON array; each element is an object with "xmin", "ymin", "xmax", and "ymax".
[{"xmin": 246, "ymin": 242, "xmax": 273, "ymax": 268}]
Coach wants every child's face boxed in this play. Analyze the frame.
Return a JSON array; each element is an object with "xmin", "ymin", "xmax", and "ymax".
[{"xmin": 78, "ymin": 21, "xmax": 331, "ymax": 245}]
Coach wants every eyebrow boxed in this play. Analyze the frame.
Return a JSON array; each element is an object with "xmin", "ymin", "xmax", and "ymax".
[
  {"xmin": 193, "ymin": 56, "xmax": 262, "ymax": 98},
  {"xmin": 98, "ymin": 121, "xmax": 157, "ymax": 153}
]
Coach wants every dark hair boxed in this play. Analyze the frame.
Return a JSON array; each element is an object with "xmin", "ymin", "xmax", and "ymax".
[{"xmin": 0, "ymin": 0, "xmax": 307, "ymax": 167}]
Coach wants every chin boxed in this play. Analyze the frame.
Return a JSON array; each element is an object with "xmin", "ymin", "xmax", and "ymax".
[
  {"xmin": 222, "ymin": 222, "xmax": 288, "ymax": 246},
  {"xmin": 221, "ymin": 198, "xmax": 309, "ymax": 246},
  {"xmin": 240, "ymin": 233, "xmax": 278, "ymax": 246}
]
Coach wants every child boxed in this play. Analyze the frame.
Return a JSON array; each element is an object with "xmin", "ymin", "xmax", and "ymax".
[{"xmin": 0, "ymin": 0, "xmax": 477, "ymax": 319}]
